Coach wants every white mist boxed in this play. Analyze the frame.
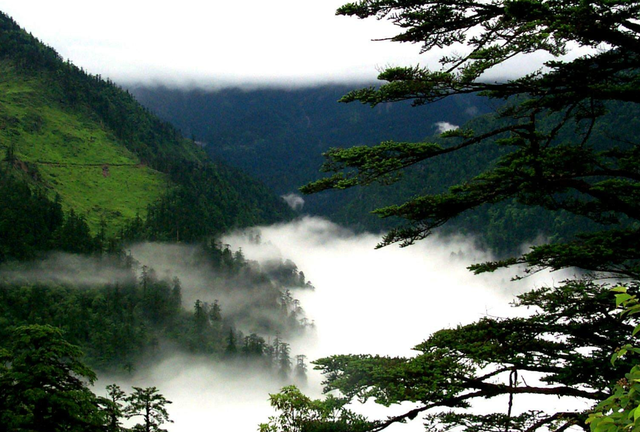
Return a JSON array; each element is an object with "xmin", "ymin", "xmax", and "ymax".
[{"xmin": 108, "ymin": 217, "xmax": 570, "ymax": 432}]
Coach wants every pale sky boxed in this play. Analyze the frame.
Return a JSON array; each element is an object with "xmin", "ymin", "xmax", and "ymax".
[
  {"xmin": 0, "ymin": 0, "xmax": 581, "ymax": 88},
  {"xmin": 0, "ymin": 0, "xmax": 440, "ymax": 87}
]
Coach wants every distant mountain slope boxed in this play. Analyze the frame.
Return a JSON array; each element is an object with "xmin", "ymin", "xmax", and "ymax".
[
  {"xmin": 0, "ymin": 60, "xmax": 167, "ymax": 231},
  {"xmin": 0, "ymin": 11, "xmax": 292, "ymax": 239},
  {"xmin": 129, "ymin": 85, "xmax": 494, "ymax": 218},
  {"xmin": 130, "ymin": 85, "xmax": 638, "ymax": 254}
]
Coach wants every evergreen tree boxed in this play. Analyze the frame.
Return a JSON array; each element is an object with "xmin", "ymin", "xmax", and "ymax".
[
  {"xmin": 294, "ymin": 355, "xmax": 308, "ymax": 384},
  {"xmin": 0, "ymin": 325, "xmax": 106, "ymax": 432},
  {"xmin": 265, "ymin": 0, "xmax": 640, "ymax": 431},
  {"xmin": 103, "ymin": 384, "xmax": 127, "ymax": 432},
  {"xmin": 125, "ymin": 386, "xmax": 173, "ymax": 432},
  {"xmin": 277, "ymin": 342, "xmax": 292, "ymax": 380},
  {"xmin": 210, "ymin": 299, "xmax": 222, "ymax": 322},
  {"xmin": 302, "ymin": 0, "xmax": 640, "ymax": 275},
  {"xmin": 224, "ymin": 328, "xmax": 238, "ymax": 359},
  {"xmin": 170, "ymin": 277, "xmax": 182, "ymax": 311}
]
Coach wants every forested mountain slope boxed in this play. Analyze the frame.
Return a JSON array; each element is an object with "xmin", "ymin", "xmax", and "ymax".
[
  {"xmin": 0, "ymin": 9, "xmax": 312, "ymax": 406},
  {"xmin": 0, "ymin": 11, "xmax": 292, "ymax": 251},
  {"xmin": 130, "ymin": 85, "xmax": 490, "ymax": 197},
  {"xmin": 126, "ymin": 86, "xmax": 561, "ymax": 252},
  {"xmin": 130, "ymin": 85, "xmax": 640, "ymax": 254},
  {"xmin": 129, "ymin": 86, "xmax": 493, "ymax": 227}
]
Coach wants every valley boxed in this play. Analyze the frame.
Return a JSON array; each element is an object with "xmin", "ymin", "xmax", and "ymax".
[{"xmin": 0, "ymin": 3, "xmax": 639, "ymax": 432}]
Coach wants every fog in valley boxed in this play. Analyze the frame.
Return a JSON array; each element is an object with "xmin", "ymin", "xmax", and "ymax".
[
  {"xmin": 83, "ymin": 216, "xmax": 576, "ymax": 432},
  {"xmin": 0, "ymin": 215, "xmax": 585, "ymax": 431}
]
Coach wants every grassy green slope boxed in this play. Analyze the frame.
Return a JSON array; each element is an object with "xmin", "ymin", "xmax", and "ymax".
[
  {"xmin": 0, "ymin": 61, "xmax": 166, "ymax": 232},
  {"xmin": 0, "ymin": 11, "xmax": 292, "ymax": 238}
]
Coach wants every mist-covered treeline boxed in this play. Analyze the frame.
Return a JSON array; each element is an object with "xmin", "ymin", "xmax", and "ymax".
[{"xmin": 0, "ymin": 235, "xmax": 313, "ymax": 378}]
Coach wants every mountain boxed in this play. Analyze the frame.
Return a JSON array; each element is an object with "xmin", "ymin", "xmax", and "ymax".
[
  {"xmin": 130, "ymin": 85, "xmax": 637, "ymax": 254},
  {"xmin": 129, "ymin": 85, "xmax": 495, "ymax": 225},
  {"xmin": 0, "ymin": 11, "xmax": 311, "ymax": 381},
  {"xmin": 0, "ymin": 11, "xmax": 292, "ymax": 256}
]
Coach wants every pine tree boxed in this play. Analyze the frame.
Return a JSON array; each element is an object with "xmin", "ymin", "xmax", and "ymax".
[
  {"xmin": 125, "ymin": 386, "xmax": 172, "ymax": 432},
  {"xmin": 265, "ymin": 0, "xmax": 640, "ymax": 431}
]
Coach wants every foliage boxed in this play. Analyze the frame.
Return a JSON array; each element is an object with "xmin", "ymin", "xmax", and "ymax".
[
  {"xmin": 266, "ymin": 281, "xmax": 638, "ymax": 431},
  {"xmin": 0, "ymin": 240, "xmax": 312, "ymax": 374},
  {"xmin": 587, "ymin": 366, "xmax": 640, "ymax": 432},
  {"xmin": 103, "ymin": 383, "xmax": 127, "ymax": 432},
  {"xmin": 0, "ymin": 325, "xmax": 105, "ymax": 432},
  {"xmin": 0, "ymin": 168, "xmax": 108, "ymax": 262},
  {"xmin": 124, "ymin": 161, "xmax": 292, "ymax": 242},
  {"xmin": 588, "ymin": 287, "xmax": 640, "ymax": 432},
  {"xmin": 255, "ymin": 0, "xmax": 640, "ymax": 431},
  {"xmin": 302, "ymin": 0, "xmax": 640, "ymax": 272},
  {"xmin": 0, "ymin": 328, "xmax": 175, "ymax": 432},
  {"xmin": 125, "ymin": 386, "xmax": 173, "ymax": 432},
  {"xmin": 259, "ymin": 386, "xmax": 372, "ymax": 432},
  {"xmin": 0, "ymin": 169, "xmax": 63, "ymax": 261}
]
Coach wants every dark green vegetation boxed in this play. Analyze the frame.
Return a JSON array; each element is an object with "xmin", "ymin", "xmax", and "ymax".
[
  {"xmin": 0, "ymin": 10, "xmax": 313, "ymax": 431},
  {"xmin": 0, "ymin": 240, "xmax": 312, "ymax": 372},
  {"xmin": 0, "ymin": 172, "xmax": 105, "ymax": 261},
  {"xmin": 261, "ymin": 0, "xmax": 640, "ymax": 431},
  {"xmin": 129, "ymin": 86, "xmax": 498, "ymax": 239},
  {"xmin": 0, "ymin": 239, "xmax": 314, "ymax": 431},
  {"xmin": 0, "ymin": 234, "xmax": 313, "ymax": 430},
  {"xmin": 0, "ymin": 325, "xmax": 174, "ymax": 432},
  {"xmin": 130, "ymin": 84, "xmax": 639, "ymax": 255},
  {"xmin": 0, "ymin": 10, "xmax": 292, "ymax": 246}
]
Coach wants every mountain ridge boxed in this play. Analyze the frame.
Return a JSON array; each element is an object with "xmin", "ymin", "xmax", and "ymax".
[{"xmin": 0, "ymin": 11, "xmax": 293, "ymax": 247}]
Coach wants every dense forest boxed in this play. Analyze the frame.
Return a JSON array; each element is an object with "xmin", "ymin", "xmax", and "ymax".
[
  {"xmin": 0, "ymin": 10, "xmax": 314, "ymax": 431},
  {"xmin": 3, "ymin": 0, "xmax": 640, "ymax": 430},
  {"xmin": 0, "ymin": 10, "xmax": 293, "ymax": 241},
  {"xmin": 130, "ymin": 86, "xmax": 640, "ymax": 255},
  {"xmin": 129, "ymin": 85, "xmax": 494, "ymax": 235},
  {"xmin": 0, "ymin": 236, "xmax": 314, "ymax": 373}
]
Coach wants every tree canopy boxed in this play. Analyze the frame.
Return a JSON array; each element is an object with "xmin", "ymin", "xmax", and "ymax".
[
  {"xmin": 0, "ymin": 325, "xmax": 104, "ymax": 432},
  {"xmin": 263, "ymin": 1, "xmax": 640, "ymax": 431},
  {"xmin": 0, "ymin": 325, "xmax": 175, "ymax": 432},
  {"xmin": 301, "ymin": 0, "xmax": 640, "ymax": 277}
]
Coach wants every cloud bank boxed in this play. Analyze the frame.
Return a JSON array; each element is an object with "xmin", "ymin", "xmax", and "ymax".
[
  {"xmin": 0, "ymin": 0, "xmax": 428, "ymax": 88},
  {"xmin": 0, "ymin": 0, "xmax": 586, "ymax": 89},
  {"xmin": 103, "ymin": 217, "xmax": 576, "ymax": 432}
]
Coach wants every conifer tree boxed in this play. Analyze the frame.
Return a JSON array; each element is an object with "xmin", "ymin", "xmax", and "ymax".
[
  {"xmin": 264, "ymin": 1, "xmax": 640, "ymax": 431},
  {"xmin": 103, "ymin": 384, "xmax": 127, "ymax": 432},
  {"xmin": 0, "ymin": 325, "xmax": 106, "ymax": 432},
  {"xmin": 125, "ymin": 386, "xmax": 173, "ymax": 432}
]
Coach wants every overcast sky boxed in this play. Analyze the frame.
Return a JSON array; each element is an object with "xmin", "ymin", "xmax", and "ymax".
[
  {"xmin": 0, "ymin": 0, "xmax": 442, "ymax": 87},
  {"xmin": 0, "ymin": 0, "xmax": 581, "ymax": 89}
]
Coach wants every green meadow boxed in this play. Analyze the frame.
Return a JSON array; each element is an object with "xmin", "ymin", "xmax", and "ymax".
[{"xmin": 0, "ymin": 61, "xmax": 167, "ymax": 234}]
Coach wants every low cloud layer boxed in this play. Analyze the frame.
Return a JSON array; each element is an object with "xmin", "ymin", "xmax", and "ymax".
[
  {"xmin": 107, "ymin": 216, "xmax": 575, "ymax": 432},
  {"xmin": 0, "ymin": 252, "xmax": 134, "ymax": 287},
  {"xmin": 0, "ymin": 0, "xmax": 429, "ymax": 88},
  {"xmin": 2, "ymin": 217, "xmax": 579, "ymax": 431},
  {"xmin": 0, "ymin": 0, "xmax": 585, "ymax": 89}
]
